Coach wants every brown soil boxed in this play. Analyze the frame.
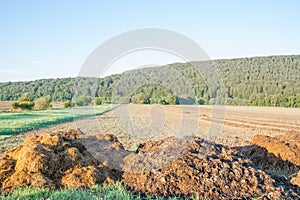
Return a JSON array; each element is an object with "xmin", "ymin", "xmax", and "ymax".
[
  {"xmin": 291, "ymin": 171, "xmax": 300, "ymax": 187},
  {"xmin": 0, "ymin": 130, "xmax": 123, "ymax": 192},
  {"xmin": 18, "ymin": 105, "xmax": 300, "ymax": 150},
  {"xmin": 0, "ymin": 101, "xmax": 12, "ymax": 111},
  {"xmin": 237, "ymin": 130, "xmax": 300, "ymax": 187},
  {"xmin": 252, "ymin": 130, "xmax": 300, "ymax": 166},
  {"xmin": 122, "ymin": 136, "xmax": 299, "ymax": 199}
]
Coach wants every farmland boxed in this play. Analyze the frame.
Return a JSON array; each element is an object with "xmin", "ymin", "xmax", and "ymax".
[
  {"xmin": 17, "ymin": 104, "xmax": 299, "ymax": 147},
  {"xmin": 1, "ymin": 103, "xmax": 299, "ymax": 157},
  {"xmin": 0, "ymin": 105, "xmax": 113, "ymax": 136},
  {"xmin": 2, "ymin": 104, "xmax": 298, "ymax": 149},
  {"xmin": 0, "ymin": 104, "xmax": 299, "ymax": 199},
  {"xmin": 0, "ymin": 101, "xmax": 12, "ymax": 111}
]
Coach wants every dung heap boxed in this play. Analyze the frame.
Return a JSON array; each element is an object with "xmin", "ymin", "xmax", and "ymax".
[
  {"xmin": 0, "ymin": 130, "xmax": 124, "ymax": 192},
  {"xmin": 238, "ymin": 130, "xmax": 300, "ymax": 187},
  {"xmin": 122, "ymin": 136, "xmax": 299, "ymax": 199},
  {"xmin": 0, "ymin": 130, "xmax": 299, "ymax": 199},
  {"xmin": 252, "ymin": 130, "xmax": 300, "ymax": 166}
]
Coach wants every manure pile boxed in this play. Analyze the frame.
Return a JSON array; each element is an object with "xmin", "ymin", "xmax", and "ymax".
[
  {"xmin": 123, "ymin": 136, "xmax": 299, "ymax": 199},
  {"xmin": 238, "ymin": 130, "xmax": 300, "ymax": 188},
  {"xmin": 0, "ymin": 130, "xmax": 299, "ymax": 199},
  {"xmin": 0, "ymin": 130, "xmax": 123, "ymax": 191}
]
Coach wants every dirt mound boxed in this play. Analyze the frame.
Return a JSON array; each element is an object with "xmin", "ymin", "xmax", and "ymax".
[
  {"xmin": 122, "ymin": 137, "xmax": 299, "ymax": 199},
  {"xmin": 0, "ymin": 130, "xmax": 299, "ymax": 199},
  {"xmin": 251, "ymin": 131, "xmax": 300, "ymax": 166},
  {"xmin": 238, "ymin": 131, "xmax": 300, "ymax": 187},
  {"xmin": 291, "ymin": 171, "xmax": 300, "ymax": 187},
  {"xmin": 0, "ymin": 130, "xmax": 124, "ymax": 192}
]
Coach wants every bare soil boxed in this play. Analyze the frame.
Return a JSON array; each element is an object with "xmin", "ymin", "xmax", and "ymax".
[
  {"xmin": 0, "ymin": 102, "xmax": 12, "ymax": 111},
  {"xmin": 17, "ymin": 105, "xmax": 300, "ymax": 149}
]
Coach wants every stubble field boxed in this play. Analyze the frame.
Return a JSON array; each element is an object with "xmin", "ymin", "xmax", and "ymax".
[{"xmin": 19, "ymin": 104, "xmax": 299, "ymax": 148}]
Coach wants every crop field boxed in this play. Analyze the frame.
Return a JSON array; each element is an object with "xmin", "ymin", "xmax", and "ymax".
[{"xmin": 0, "ymin": 105, "xmax": 113, "ymax": 136}]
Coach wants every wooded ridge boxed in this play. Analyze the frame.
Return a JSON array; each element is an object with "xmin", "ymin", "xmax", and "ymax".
[{"xmin": 0, "ymin": 55, "xmax": 299, "ymax": 107}]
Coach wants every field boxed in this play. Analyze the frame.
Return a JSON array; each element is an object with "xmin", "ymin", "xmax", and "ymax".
[
  {"xmin": 0, "ymin": 104, "xmax": 299, "ymax": 199},
  {"xmin": 0, "ymin": 101, "xmax": 13, "ymax": 111},
  {"xmin": 1, "ymin": 104, "xmax": 299, "ymax": 160},
  {"xmin": 0, "ymin": 105, "xmax": 113, "ymax": 135},
  {"xmin": 17, "ymin": 104, "xmax": 299, "ymax": 147}
]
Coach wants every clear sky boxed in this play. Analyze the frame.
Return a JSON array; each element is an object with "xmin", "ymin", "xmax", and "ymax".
[{"xmin": 0, "ymin": 0, "xmax": 300, "ymax": 82}]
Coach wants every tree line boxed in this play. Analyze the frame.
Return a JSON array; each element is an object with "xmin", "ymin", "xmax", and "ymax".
[{"xmin": 0, "ymin": 55, "xmax": 299, "ymax": 107}]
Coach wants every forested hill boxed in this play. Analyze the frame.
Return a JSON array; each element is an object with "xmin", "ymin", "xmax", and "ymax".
[{"xmin": 0, "ymin": 55, "xmax": 299, "ymax": 107}]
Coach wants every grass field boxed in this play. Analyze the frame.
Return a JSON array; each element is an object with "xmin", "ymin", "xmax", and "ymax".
[{"xmin": 0, "ymin": 105, "xmax": 113, "ymax": 135}]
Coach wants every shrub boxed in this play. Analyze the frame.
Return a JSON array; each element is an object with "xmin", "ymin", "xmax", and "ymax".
[
  {"xmin": 18, "ymin": 101, "xmax": 35, "ymax": 110},
  {"xmin": 12, "ymin": 93, "xmax": 35, "ymax": 110},
  {"xmin": 12, "ymin": 101, "xmax": 35, "ymax": 110},
  {"xmin": 74, "ymin": 96, "xmax": 91, "ymax": 106},
  {"xmin": 34, "ymin": 96, "xmax": 52, "ymax": 110},
  {"xmin": 94, "ymin": 97, "xmax": 103, "ymax": 105},
  {"xmin": 63, "ymin": 100, "xmax": 73, "ymax": 108},
  {"xmin": 198, "ymin": 98, "xmax": 206, "ymax": 105},
  {"xmin": 11, "ymin": 102, "xmax": 20, "ymax": 110}
]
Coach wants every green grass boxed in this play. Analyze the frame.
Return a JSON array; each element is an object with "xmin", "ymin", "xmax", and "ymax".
[
  {"xmin": 0, "ymin": 105, "xmax": 113, "ymax": 135},
  {"xmin": 0, "ymin": 135, "xmax": 24, "ymax": 152},
  {"xmin": 1, "ymin": 184, "xmax": 192, "ymax": 200}
]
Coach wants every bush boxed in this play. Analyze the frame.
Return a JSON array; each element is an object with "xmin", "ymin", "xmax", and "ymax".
[
  {"xmin": 11, "ymin": 102, "xmax": 20, "ymax": 110},
  {"xmin": 12, "ymin": 101, "xmax": 35, "ymax": 110},
  {"xmin": 18, "ymin": 101, "xmax": 35, "ymax": 110},
  {"xmin": 74, "ymin": 96, "xmax": 91, "ymax": 106},
  {"xmin": 63, "ymin": 100, "xmax": 73, "ymax": 108},
  {"xmin": 34, "ymin": 96, "xmax": 52, "ymax": 110},
  {"xmin": 94, "ymin": 97, "xmax": 103, "ymax": 105},
  {"xmin": 12, "ymin": 93, "xmax": 35, "ymax": 110},
  {"xmin": 131, "ymin": 93, "xmax": 149, "ymax": 104}
]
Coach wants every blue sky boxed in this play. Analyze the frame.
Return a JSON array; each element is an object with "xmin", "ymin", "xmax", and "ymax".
[{"xmin": 0, "ymin": 0, "xmax": 300, "ymax": 82}]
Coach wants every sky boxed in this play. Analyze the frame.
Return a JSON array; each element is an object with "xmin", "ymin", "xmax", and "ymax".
[{"xmin": 0, "ymin": 0, "xmax": 300, "ymax": 82}]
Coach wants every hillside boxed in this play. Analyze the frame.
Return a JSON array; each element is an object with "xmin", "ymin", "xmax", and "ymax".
[{"xmin": 0, "ymin": 55, "xmax": 299, "ymax": 107}]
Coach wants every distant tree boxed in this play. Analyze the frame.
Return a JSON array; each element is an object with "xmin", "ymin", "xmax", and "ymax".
[
  {"xmin": 34, "ymin": 95, "xmax": 52, "ymax": 110},
  {"xmin": 131, "ymin": 93, "xmax": 149, "ymax": 104},
  {"xmin": 11, "ymin": 93, "xmax": 35, "ymax": 110},
  {"xmin": 19, "ymin": 93, "xmax": 32, "ymax": 101},
  {"xmin": 0, "ymin": 55, "xmax": 300, "ymax": 108}
]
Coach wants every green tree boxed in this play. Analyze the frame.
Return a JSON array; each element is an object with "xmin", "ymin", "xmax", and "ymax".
[{"xmin": 19, "ymin": 93, "xmax": 32, "ymax": 101}]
